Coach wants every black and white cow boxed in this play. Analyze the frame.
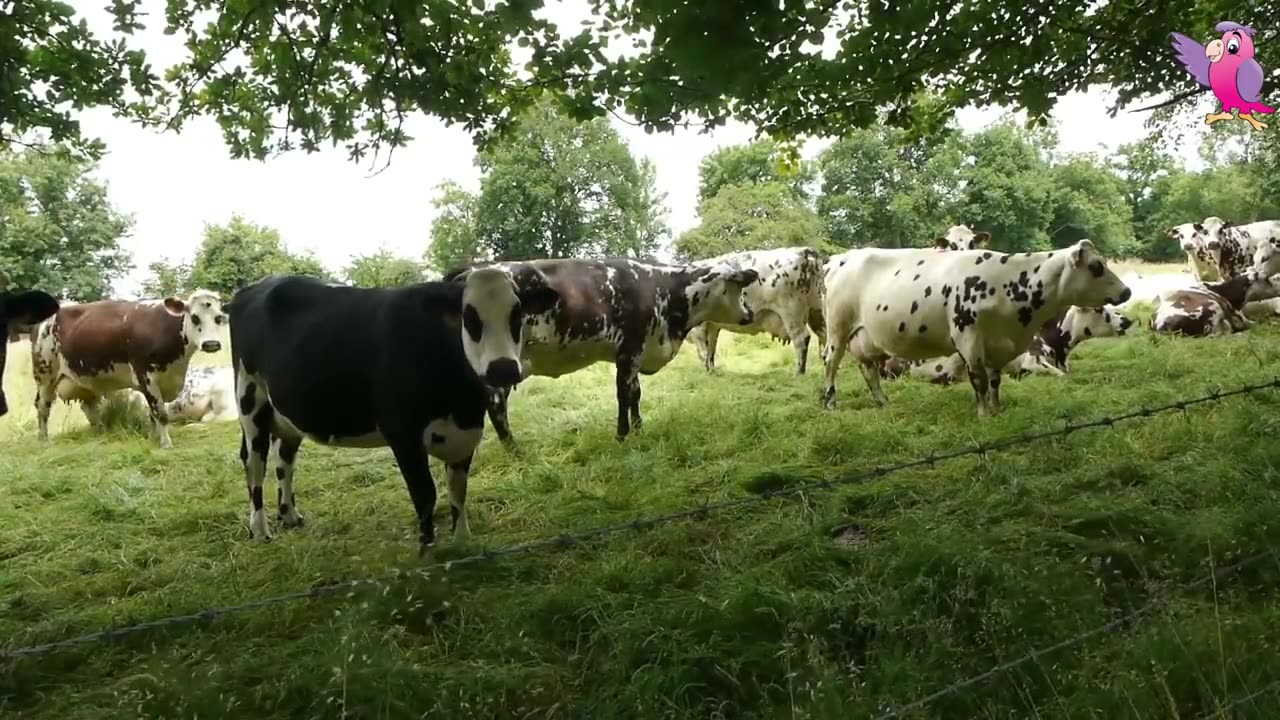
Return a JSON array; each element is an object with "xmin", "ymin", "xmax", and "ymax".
[
  {"xmin": 881, "ymin": 305, "xmax": 1134, "ymax": 384},
  {"xmin": 1193, "ymin": 216, "xmax": 1280, "ymax": 279},
  {"xmin": 933, "ymin": 224, "xmax": 992, "ymax": 252},
  {"xmin": 227, "ymin": 271, "xmax": 558, "ymax": 550},
  {"xmin": 688, "ymin": 247, "xmax": 826, "ymax": 375},
  {"xmin": 1167, "ymin": 221, "xmax": 1222, "ymax": 282},
  {"xmin": 0, "ymin": 273, "xmax": 59, "ymax": 418},
  {"xmin": 822, "ymin": 240, "xmax": 1132, "ymax": 416},
  {"xmin": 443, "ymin": 258, "xmax": 758, "ymax": 442}
]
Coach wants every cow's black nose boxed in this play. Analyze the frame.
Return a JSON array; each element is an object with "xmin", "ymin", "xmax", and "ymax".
[
  {"xmin": 201, "ymin": 340, "xmax": 223, "ymax": 353},
  {"xmin": 1112, "ymin": 288, "xmax": 1132, "ymax": 304},
  {"xmin": 485, "ymin": 358, "xmax": 522, "ymax": 388},
  {"xmin": 1120, "ymin": 317, "xmax": 1133, "ymax": 332}
]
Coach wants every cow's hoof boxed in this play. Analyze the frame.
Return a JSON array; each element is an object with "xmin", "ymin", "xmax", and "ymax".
[{"xmin": 279, "ymin": 512, "xmax": 305, "ymax": 529}]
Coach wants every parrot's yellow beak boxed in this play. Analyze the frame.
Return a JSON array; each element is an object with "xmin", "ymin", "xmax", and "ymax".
[{"xmin": 1206, "ymin": 38, "xmax": 1224, "ymax": 63}]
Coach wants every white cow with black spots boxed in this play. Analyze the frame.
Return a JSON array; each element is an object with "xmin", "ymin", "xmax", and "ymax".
[
  {"xmin": 1192, "ymin": 216, "xmax": 1280, "ymax": 279},
  {"xmin": 822, "ymin": 240, "xmax": 1132, "ymax": 416},
  {"xmin": 688, "ymin": 247, "xmax": 826, "ymax": 374}
]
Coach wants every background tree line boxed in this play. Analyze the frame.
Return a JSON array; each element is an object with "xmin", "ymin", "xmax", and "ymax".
[{"xmin": 5, "ymin": 96, "xmax": 1279, "ymax": 304}]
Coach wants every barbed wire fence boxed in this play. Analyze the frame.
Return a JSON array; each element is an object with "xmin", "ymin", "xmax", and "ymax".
[{"xmin": 6, "ymin": 377, "xmax": 1280, "ymax": 717}]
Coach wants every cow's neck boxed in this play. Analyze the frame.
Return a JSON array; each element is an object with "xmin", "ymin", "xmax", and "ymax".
[{"xmin": 1205, "ymin": 274, "xmax": 1251, "ymax": 310}]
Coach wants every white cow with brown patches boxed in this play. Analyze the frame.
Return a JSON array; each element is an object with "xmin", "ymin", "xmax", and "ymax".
[
  {"xmin": 1149, "ymin": 271, "xmax": 1278, "ymax": 337},
  {"xmin": 688, "ymin": 247, "xmax": 827, "ymax": 374},
  {"xmin": 822, "ymin": 240, "xmax": 1131, "ymax": 416}
]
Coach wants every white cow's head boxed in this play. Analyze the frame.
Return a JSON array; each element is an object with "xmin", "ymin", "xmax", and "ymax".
[
  {"xmin": 458, "ymin": 267, "xmax": 559, "ymax": 388},
  {"xmin": 934, "ymin": 225, "xmax": 991, "ymax": 252},
  {"xmin": 1061, "ymin": 240, "xmax": 1132, "ymax": 307},
  {"xmin": 1166, "ymin": 222, "xmax": 1201, "ymax": 253},
  {"xmin": 166, "ymin": 289, "xmax": 227, "ymax": 354},
  {"xmin": 1195, "ymin": 216, "xmax": 1229, "ymax": 254},
  {"xmin": 686, "ymin": 264, "xmax": 759, "ymax": 327},
  {"xmin": 1251, "ymin": 234, "xmax": 1280, "ymax": 281},
  {"xmin": 1062, "ymin": 306, "xmax": 1134, "ymax": 346}
]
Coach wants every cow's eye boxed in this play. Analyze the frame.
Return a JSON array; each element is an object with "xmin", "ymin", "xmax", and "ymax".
[
  {"xmin": 214, "ymin": 315, "xmax": 225, "ymax": 325},
  {"xmin": 509, "ymin": 305, "xmax": 522, "ymax": 341},
  {"xmin": 1087, "ymin": 260, "xmax": 1104, "ymax": 278},
  {"xmin": 191, "ymin": 315, "xmax": 202, "ymax": 326},
  {"xmin": 462, "ymin": 305, "xmax": 483, "ymax": 343}
]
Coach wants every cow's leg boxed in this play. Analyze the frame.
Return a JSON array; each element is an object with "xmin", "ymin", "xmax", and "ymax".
[
  {"xmin": 237, "ymin": 374, "xmax": 274, "ymax": 541},
  {"xmin": 987, "ymin": 367, "xmax": 1004, "ymax": 415},
  {"xmin": 487, "ymin": 387, "xmax": 516, "ymax": 447},
  {"xmin": 615, "ymin": 354, "xmax": 640, "ymax": 440},
  {"xmin": 447, "ymin": 454, "xmax": 473, "ymax": 542},
  {"xmin": 134, "ymin": 367, "xmax": 174, "ymax": 449},
  {"xmin": 273, "ymin": 432, "xmax": 305, "ymax": 528},
  {"xmin": 858, "ymin": 359, "xmax": 890, "ymax": 406},
  {"xmin": 779, "ymin": 310, "xmax": 811, "ymax": 375},
  {"xmin": 821, "ymin": 321, "xmax": 852, "ymax": 410},
  {"xmin": 32, "ymin": 345, "xmax": 58, "ymax": 442},
  {"xmin": 387, "ymin": 436, "xmax": 438, "ymax": 553},
  {"xmin": 629, "ymin": 378, "xmax": 642, "ymax": 431},
  {"xmin": 698, "ymin": 325, "xmax": 721, "ymax": 372}
]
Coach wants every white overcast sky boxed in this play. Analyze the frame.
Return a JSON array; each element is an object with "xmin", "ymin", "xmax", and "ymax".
[{"xmin": 67, "ymin": 1, "xmax": 1204, "ymax": 297}]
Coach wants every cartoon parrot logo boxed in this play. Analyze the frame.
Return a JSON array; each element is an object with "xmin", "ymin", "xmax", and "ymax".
[{"xmin": 1170, "ymin": 22, "xmax": 1274, "ymax": 130}]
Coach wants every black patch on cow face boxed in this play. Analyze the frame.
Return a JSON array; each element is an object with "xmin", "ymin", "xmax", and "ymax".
[
  {"xmin": 898, "ymin": 322, "xmax": 906, "ymax": 332},
  {"xmin": 910, "ymin": 301, "xmax": 919, "ymax": 314},
  {"xmin": 508, "ymin": 305, "xmax": 522, "ymax": 343},
  {"xmin": 1087, "ymin": 259, "xmax": 1104, "ymax": 278},
  {"xmin": 462, "ymin": 304, "xmax": 483, "ymax": 343},
  {"xmin": 924, "ymin": 286, "xmax": 932, "ymax": 297},
  {"xmin": 191, "ymin": 314, "xmax": 202, "ymax": 327}
]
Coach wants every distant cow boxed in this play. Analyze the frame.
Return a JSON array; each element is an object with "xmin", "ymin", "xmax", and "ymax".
[
  {"xmin": 0, "ymin": 278, "xmax": 59, "ymax": 418},
  {"xmin": 933, "ymin": 224, "xmax": 992, "ymax": 252},
  {"xmin": 822, "ymin": 239, "xmax": 1131, "ymax": 416},
  {"xmin": 444, "ymin": 258, "xmax": 758, "ymax": 442},
  {"xmin": 882, "ymin": 306, "xmax": 1134, "ymax": 384},
  {"xmin": 688, "ymin": 247, "xmax": 826, "ymax": 375},
  {"xmin": 1168, "ymin": 221, "xmax": 1222, "ymax": 282},
  {"xmin": 32, "ymin": 290, "xmax": 226, "ymax": 447},
  {"xmin": 1149, "ymin": 271, "xmax": 1278, "ymax": 337},
  {"xmin": 227, "ymin": 272, "xmax": 557, "ymax": 549},
  {"xmin": 1192, "ymin": 216, "xmax": 1280, "ymax": 279},
  {"xmin": 134, "ymin": 365, "xmax": 238, "ymax": 423}
]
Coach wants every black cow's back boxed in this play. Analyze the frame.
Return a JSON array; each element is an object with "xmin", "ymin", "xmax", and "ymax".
[{"xmin": 228, "ymin": 275, "xmax": 487, "ymax": 442}]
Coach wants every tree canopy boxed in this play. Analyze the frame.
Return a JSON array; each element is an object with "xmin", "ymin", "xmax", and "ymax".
[
  {"xmin": 6, "ymin": 0, "xmax": 1276, "ymax": 162},
  {"xmin": 675, "ymin": 182, "xmax": 833, "ymax": 261},
  {"xmin": 697, "ymin": 140, "xmax": 814, "ymax": 204},
  {"xmin": 345, "ymin": 250, "xmax": 428, "ymax": 288},
  {"xmin": 426, "ymin": 97, "xmax": 668, "ymax": 269},
  {"xmin": 143, "ymin": 215, "xmax": 333, "ymax": 299},
  {"xmin": 0, "ymin": 147, "xmax": 133, "ymax": 299}
]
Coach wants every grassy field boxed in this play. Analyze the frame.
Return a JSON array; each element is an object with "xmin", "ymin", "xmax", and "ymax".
[{"xmin": 4, "ymin": 291, "xmax": 1280, "ymax": 719}]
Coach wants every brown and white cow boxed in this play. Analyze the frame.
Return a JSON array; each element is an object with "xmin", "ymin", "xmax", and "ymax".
[
  {"xmin": 688, "ymin": 247, "xmax": 826, "ymax": 375},
  {"xmin": 32, "ymin": 289, "xmax": 227, "ymax": 447},
  {"xmin": 0, "ymin": 273, "xmax": 59, "ymax": 418},
  {"xmin": 1149, "ymin": 271, "xmax": 1279, "ymax": 337},
  {"xmin": 444, "ymin": 258, "xmax": 757, "ymax": 442}
]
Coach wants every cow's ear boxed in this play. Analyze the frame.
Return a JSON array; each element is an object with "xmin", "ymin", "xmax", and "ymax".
[
  {"xmin": 163, "ymin": 297, "xmax": 187, "ymax": 316},
  {"xmin": 932, "ymin": 237, "xmax": 949, "ymax": 250},
  {"xmin": 1071, "ymin": 240, "xmax": 1095, "ymax": 267},
  {"xmin": 6, "ymin": 290, "xmax": 58, "ymax": 325},
  {"xmin": 726, "ymin": 269, "xmax": 759, "ymax": 287},
  {"xmin": 974, "ymin": 232, "xmax": 991, "ymax": 247},
  {"xmin": 518, "ymin": 286, "xmax": 559, "ymax": 315}
]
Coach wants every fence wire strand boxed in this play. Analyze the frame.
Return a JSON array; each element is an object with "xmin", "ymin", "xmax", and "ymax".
[{"xmin": 4, "ymin": 375, "xmax": 1280, "ymax": 720}]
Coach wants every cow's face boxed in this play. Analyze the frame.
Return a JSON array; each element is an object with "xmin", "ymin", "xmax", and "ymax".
[
  {"xmin": 460, "ymin": 268, "xmax": 559, "ymax": 388},
  {"xmin": 0, "ymin": 287, "xmax": 59, "ymax": 417},
  {"xmin": 165, "ymin": 289, "xmax": 226, "ymax": 354},
  {"xmin": 1196, "ymin": 216, "xmax": 1227, "ymax": 254},
  {"xmin": 934, "ymin": 225, "xmax": 991, "ymax": 252},
  {"xmin": 1167, "ymin": 223, "xmax": 1199, "ymax": 253},
  {"xmin": 1065, "ymin": 306, "xmax": 1133, "ymax": 342},
  {"xmin": 688, "ymin": 265, "xmax": 760, "ymax": 326},
  {"xmin": 1251, "ymin": 236, "xmax": 1280, "ymax": 280},
  {"xmin": 1063, "ymin": 240, "xmax": 1131, "ymax": 307}
]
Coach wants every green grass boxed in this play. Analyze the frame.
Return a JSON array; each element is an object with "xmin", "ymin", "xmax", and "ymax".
[{"xmin": 4, "ymin": 307, "xmax": 1280, "ymax": 719}]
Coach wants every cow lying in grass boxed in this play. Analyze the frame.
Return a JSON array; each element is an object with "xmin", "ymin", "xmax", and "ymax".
[
  {"xmin": 1149, "ymin": 271, "xmax": 1279, "ymax": 336},
  {"xmin": 881, "ymin": 305, "xmax": 1134, "ymax": 384},
  {"xmin": 822, "ymin": 239, "xmax": 1132, "ymax": 416}
]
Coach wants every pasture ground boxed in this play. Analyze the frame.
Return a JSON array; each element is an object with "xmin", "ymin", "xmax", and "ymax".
[{"xmin": 4, "ymin": 282, "xmax": 1280, "ymax": 718}]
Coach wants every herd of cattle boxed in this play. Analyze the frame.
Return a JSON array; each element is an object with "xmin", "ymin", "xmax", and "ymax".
[{"xmin": 2, "ymin": 216, "xmax": 1279, "ymax": 551}]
